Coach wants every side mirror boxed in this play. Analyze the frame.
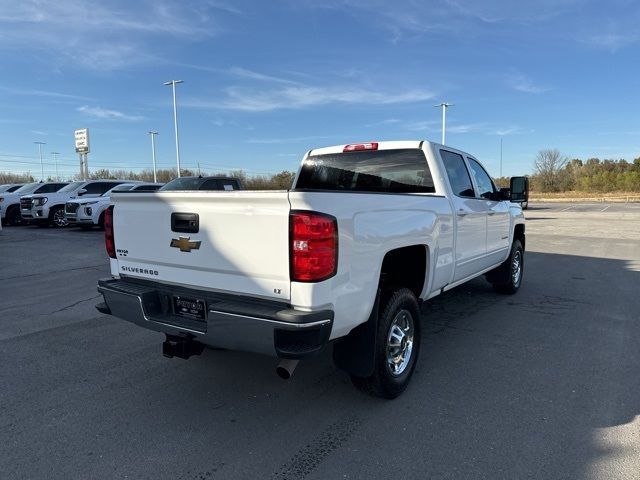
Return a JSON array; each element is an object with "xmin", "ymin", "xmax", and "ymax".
[
  {"xmin": 509, "ymin": 177, "xmax": 529, "ymax": 202},
  {"xmin": 77, "ymin": 188, "xmax": 88, "ymax": 196}
]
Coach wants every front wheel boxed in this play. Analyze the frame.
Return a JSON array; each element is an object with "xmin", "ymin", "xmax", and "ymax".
[
  {"xmin": 5, "ymin": 206, "xmax": 23, "ymax": 226},
  {"xmin": 50, "ymin": 207, "xmax": 68, "ymax": 228},
  {"xmin": 488, "ymin": 239, "xmax": 524, "ymax": 294},
  {"xmin": 351, "ymin": 288, "xmax": 421, "ymax": 399}
]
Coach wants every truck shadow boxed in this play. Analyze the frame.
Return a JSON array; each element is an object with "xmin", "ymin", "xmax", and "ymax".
[{"xmin": 93, "ymin": 250, "xmax": 638, "ymax": 479}]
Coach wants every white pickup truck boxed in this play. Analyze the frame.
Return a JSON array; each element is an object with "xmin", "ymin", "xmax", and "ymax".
[{"xmin": 96, "ymin": 141, "xmax": 526, "ymax": 398}]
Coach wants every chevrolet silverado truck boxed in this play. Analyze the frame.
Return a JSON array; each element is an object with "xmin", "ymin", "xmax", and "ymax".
[
  {"xmin": 65, "ymin": 182, "xmax": 162, "ymax": 229},
  {"xmin": 23, "ymin": 180, "xmax": 129, "ymax": 227},
  {"xmin": 96, "ymin": 141, "xmax": 526, "ymax": 398},
  {"xmin": 1, "ymin": 182, "xmax": 68, "ymax": 226}
]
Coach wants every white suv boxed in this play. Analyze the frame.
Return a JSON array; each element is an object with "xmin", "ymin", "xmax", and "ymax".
[
  {"xmin": 1, "ymin": 182, "xmax": 68, "ymax": 226},
  {"xmin": 23, "ymin": 180, "xmax": 130, "ymax": 227},
  {"xmin": 65, "ymin": 182, "xmax": 162, "ymax": 229}
]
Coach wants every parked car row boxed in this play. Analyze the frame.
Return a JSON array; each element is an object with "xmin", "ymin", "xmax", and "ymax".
[
  {"xmin": 0, "ymin": 176, "xmax": 242, "ymax": 229},
  {"xmin": 0, "ymin": 180, "xmax": 162, "ymax": 229}
]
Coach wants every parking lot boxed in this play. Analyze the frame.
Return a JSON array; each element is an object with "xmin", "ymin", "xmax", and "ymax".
[{"xmin": 1, "ymin": 203, "xmax": 639, "ymax": 480}]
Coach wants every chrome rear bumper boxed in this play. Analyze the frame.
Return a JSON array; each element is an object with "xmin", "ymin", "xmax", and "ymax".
[{"xmin": 97, "ymin": 278, "xmax": 333, "ymax": 358}]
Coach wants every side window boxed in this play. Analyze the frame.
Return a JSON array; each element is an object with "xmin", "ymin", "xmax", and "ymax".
[
  {"xmin": 200, "ymin": 179, "xmax": 218, "ymax": 190},
  {"xmin": 82, "ymin": 182, "xmax": 102, "ymax": 194},
  {"xmin": 440, "ymin": 150, "xmax": 474, "ymax": 197},
  {"xmin": 467, "ymin": 158, "xmax": 495, "ymax": 199},
  {"xmin": 219, "ymin": 180, "xmax": 238, "ymax": 191},
  {"xmin": 85, "ymin": 182, "xmax": 119, "ymax": 195},
  {"xmin": 133, "ymin": 185, "xmax": 161, "ymax": 192},
  {"xmin": 34, "ymin": 184, "xmax": 53, "ymax": 194}
]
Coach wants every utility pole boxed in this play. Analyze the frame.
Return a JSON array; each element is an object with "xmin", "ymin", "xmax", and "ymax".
[
  {"xmin": 51, "ymin": 152, "xmax": 60, "ymax": 181},
  {"xmin": 164, "ymin": 80, "xmax": 184, "ymax": 178},
  {"xmin": 434, "ymin": 103, "xmax": 453, "ymax": 145},
  {"xmin": 34, "ymin": 142, "xmax": 46, "ymax": 180},
  {"xmin": 148, "ymin": 131, "xmax": 159, "ymax": 183}
]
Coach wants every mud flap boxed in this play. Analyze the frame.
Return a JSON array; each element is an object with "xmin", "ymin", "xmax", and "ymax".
[{"xmin": 332, "ymin": 289, "xmax": 380, "ymax": 378}]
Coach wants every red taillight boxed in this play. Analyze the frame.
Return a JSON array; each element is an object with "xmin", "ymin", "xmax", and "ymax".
[
  {"xmin": 343, "ymin": 142, "xmax": 378, "ymax": 152},
  {"xmin": 104, "ymin": 206, "xmax": 116, "ymax": 259},
  {"xmin": 290, "ymin": 211, "xmax": 337, "ymax": 282}
]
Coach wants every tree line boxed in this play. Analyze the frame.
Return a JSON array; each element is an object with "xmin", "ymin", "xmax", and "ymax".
[
  {"xmin": 3, "ymin": 150, "xmax": 639, "ymax": 193},
  {"xmin": 528, "ymin": 149, "xmax": 640, "ymax": 193}
]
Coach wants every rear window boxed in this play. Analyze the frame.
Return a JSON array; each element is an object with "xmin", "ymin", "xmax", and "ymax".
[{"xmin": 295, "ymin": 149, "xmax": 435, "ymax": 193}]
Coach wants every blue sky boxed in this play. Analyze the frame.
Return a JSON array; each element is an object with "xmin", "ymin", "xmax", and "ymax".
[{"xmin": 0, "ymin": 0, "xmax": 639, "ymax": 180}]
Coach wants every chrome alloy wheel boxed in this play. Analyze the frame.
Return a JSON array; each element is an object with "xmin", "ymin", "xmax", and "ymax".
[
  {"xmin": 512, "ymin": 250, "xmax": 522, "ymax": 286},
  {"xmin": 386, "ymin": 309, "xmax": 415, "ymax": 377},
  {"xmin": 53, "ymin": 209, "xmax": 68, "ymax": 227}
]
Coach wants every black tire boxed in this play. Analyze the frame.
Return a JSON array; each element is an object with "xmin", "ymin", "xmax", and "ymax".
[
  {"xmin": 49, "ymin": 206, "xmax": 68, "ymax": 228},
  {"xmin": 487, "ymin": 239, "xmax": 524, "ymax": 295},
  {"xmin": 98, "ymin": 212, "xmax": 105, "ymax": 230},
  {"xmin": 351, "ymin": 288, "xmax": 421, "ymax": 399},
  {"xmin": 5, "ymin": 205, "xmax": 23, "ymax": 226}
]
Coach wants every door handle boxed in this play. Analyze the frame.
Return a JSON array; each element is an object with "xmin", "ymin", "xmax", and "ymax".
[
  {"xmin": 457, "ymin": 209, "xmax": 468, "ymax": 217},
  {"xmin": 488, "ymin": 211, "xmax": 496, "ymax": 216}
]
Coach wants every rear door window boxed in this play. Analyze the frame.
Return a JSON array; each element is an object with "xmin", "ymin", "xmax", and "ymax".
[
  {"xmin": 440, "ymin": 150, "xmax": 475, "ymax": 197},
  {"xmin": 296, "ymin": 149, "xmax": 435, "ymax": 193}
]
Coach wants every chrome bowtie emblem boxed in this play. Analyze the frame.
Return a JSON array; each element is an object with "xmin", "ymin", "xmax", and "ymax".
[{"xmin": 170, "ymin": 236, "xmax": 201, "ymax": 253}]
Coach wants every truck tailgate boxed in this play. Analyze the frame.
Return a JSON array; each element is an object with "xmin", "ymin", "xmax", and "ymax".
[{"xmin": 111, "ymin": 191, "xmax": 291, "ymax": 301}]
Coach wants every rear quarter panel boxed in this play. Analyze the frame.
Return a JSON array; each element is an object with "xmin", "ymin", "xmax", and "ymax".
[{"xmin": 288, "ymin": 191, "xmax": 454, "ymax": 339}]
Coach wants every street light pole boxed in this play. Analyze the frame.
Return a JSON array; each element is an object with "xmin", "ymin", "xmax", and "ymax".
[
  {"xmin": 148, "ymin": 131, "xmax": 159, "ymax": 183},
  {"xmin": 434, "ymin": 103, "xmax": 453, "ymax": 145},
  {"xmin": 164, "ymin": 80, "xmax": 184, "ymax": 178},
  {"xmin": 51, "ymin": 152, "xmax": 60, "ymax": 180},
  {"xmin": 34, "ymin": 142, "xmax": 46, "ymax": 180}
]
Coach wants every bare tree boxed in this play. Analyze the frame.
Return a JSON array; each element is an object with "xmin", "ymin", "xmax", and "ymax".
[{"xmin": 534, "ymin": 149, "xmax": 568, "ymax": 192}]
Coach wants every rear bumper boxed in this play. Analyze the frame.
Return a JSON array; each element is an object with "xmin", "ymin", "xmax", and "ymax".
[{"xmin": 97, "ymin": 278, "xmax": 333, "ymax": 359}]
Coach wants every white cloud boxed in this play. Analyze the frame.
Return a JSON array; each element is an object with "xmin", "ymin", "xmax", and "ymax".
[
  {"xmin": 507, "ymin": 72, "xmax": 549, "ymax": 94},
  {"xmin": 228, "ymin": 67, "xmax": 298, "ymax": 85},
  {"xmin": 246, "ymin": 135, "xmax": 337, "ymax": 144},
  {"xmin": 0, "ymin": 86, "xmax": 88, "ymax": 101},
  {"xmin": 77, "ymin": 105, "xmax": 143, "ymax": 121},
  {"xmin": 490, "ymin": 126, "xmax": 533, "ymax": 136},
  {"xmin": 215, "ymin": 85, "xmax": 434, "ymax": 112},
  {"xmin": 584, "ymin": 33, "xmax": 639, "ymax": 52},
  {"xmin": 0, "ymin": 1, "xmax": 221, "ymax": 70},
  {"xmin": 180, "ymin": 77, "xmax": 434, "ymax": 111}
]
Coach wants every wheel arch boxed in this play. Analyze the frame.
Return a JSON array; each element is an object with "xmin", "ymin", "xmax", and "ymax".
[
  {"xmin": 379, "ymin": 244, "xmax": 429, "ymax": 300},
  {"xmin": 514, "ymin": 223, "xmax": 525, "ymax": 251}
]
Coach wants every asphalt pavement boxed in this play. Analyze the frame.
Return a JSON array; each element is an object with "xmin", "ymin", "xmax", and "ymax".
[{"xmin": 1, "ymin": 203, "xmax": 639, "ymax": 480}]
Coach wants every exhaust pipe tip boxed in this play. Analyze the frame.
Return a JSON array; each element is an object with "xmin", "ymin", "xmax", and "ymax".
[{"xmin": 276, "ymin": 359, "xmax": 299, "ymax": 380}]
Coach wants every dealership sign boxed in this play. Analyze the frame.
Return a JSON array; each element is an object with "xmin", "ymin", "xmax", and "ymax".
[{"xmin": 75, "ymin": 128, "xmax": 90, "ymax": 154}]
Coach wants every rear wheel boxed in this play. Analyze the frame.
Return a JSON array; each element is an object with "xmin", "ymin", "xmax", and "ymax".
[
  {"xmin": 50, "ymin": 206, "xmax": 68, "ymax": 228},
  {"xmin": 351, "ymin": 288, "xmax": 421, "ymax": 399}
]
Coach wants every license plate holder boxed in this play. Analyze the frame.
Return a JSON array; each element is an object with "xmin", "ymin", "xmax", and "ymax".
[{"xmin": 172, "ymin": 296, "xmax": 206, "ymax": 321}]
